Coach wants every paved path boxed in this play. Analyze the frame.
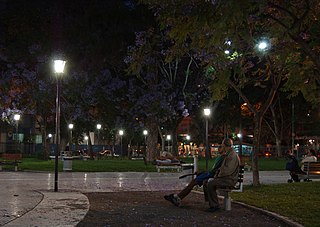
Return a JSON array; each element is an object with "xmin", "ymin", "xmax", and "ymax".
[{"xmin": 0, "ymin": 170, "xmax": 306, "ymax": 226}]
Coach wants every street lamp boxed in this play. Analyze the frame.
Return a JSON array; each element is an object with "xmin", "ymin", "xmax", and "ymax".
[
  {"xmin": 166, "ymin": 135, "xmax": 171, "ymax": 152},
  {"xmin": 143, "ymin": 130, "xmax": 148, "ymax": 157},
  {"xmin": 96, "ymin": 124, "xmax": 101, "ymax": 145},
  {"xmin": 13, "ymin": 114, "xmax": 21, "ymax": 142},
  {"xmin": 256, "ymin": 39, "xmax": 270, "ymax": 53},
  {"xmin": 68, "ymin": 123, "xmax": 74, "ymax": 152},
  {"xmin": 119, "ymin": 130, "xmax": 124, "ymax": 156},
  {"xmin": 237, "ymin": 132, "xmax": 243, "ymax": 157},
  {"xmin": 84, "ymin": 135, "xmax": 89, "ymax": 151},
  {"xmin": 186, "ymin": 135, "xmax": 191, "ymax": 156},
  {"xmin": 204, "ymin": 108, "xmax": 211, "ymax": 171},
  {"xmin": 53, "ymin": 59, "xmax": 66, "ymax": 192}
]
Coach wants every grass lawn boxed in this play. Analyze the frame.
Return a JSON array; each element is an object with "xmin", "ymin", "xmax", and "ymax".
[
  {"xmin": 4, "ymin": 156, "xmax": 288, "ymax": 172},
  {"xmin": 4, "ymin": 156, "xmax": 317, "ymax": 226},
  {"xmin": 232, "ymin": 182, "xmax": 320, "ymax": 227}
]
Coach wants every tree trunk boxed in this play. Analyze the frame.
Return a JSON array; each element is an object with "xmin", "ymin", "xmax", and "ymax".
[
  {"xmin": 145, "ymin": 117, "xmax": 159, "ymax": 162},
  {"xmin": 252, "ymin": 114, "xmax": 262, "ymax": 186},
  {"xmin": 270, "ymin": 101, "xmax": 283, "ymax": 157}
]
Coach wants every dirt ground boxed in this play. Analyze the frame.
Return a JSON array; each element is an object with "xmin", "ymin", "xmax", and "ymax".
[{"xmin": 77, "ymin": 191, "xmax": 295, "ymax": 227}]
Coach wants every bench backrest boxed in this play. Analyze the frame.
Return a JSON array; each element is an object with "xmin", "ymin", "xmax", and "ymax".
[
  {"xmin": 303, "ymin": 162, "xmax": 320, "ymax": 175},
  {"xmin": 233, "ymin": 165, "xmax": 244, "ymax": 192},
  {"xmin": 2, "ymin": 153, "xmax": 22, "ymax": 161}
]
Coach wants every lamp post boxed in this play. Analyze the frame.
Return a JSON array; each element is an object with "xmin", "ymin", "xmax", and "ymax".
[
  {"xmin": 13, "ymin": 114, "xmax": 21, "ymax": 142},
  {"xmin": 68, "ymin": 123, "xmax": 74, "ymax": 152},
  {"xmin": 186, "ymin": 135, "xmax": 190, "ymax": 156},
  {"xmin": 237, "ymin": 132, "xmax": 243, "ymax": 157},
  {"xmin": 96, "ymin": 124, "xmax": 101, "ymax": 145},
  {"xmin": 13, "ymin": 114, "xmax": 21, "ymax": 153},
  {"xmin": 84, "ymin": 135, "xmax": 89, "ymax": 151},
  {"xmin": 143, "ymin": 130, "xmax": 148, "ymax": 157},
  {"xmin": 53, "ymin": 59, "xmax": 66, "ymax": 192},
  {"xmin": 166, "ymin": 135, "xmax": 171, "ymax": 152},
  {"xmin": 204, "ymin": 108, "xmax": 211, "ymax": 171},
  {"xmin": 48, "ymin": 133, "xmax": 53, "ymax": 155},
  {"xmin": 119, "ymin": 130, "xmax": 124, "ymax": 156}
]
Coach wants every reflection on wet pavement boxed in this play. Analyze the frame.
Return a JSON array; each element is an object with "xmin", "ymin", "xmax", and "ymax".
[{"xmin": 0, "ymin": 170, "xmax": 297, "ymax": 225}]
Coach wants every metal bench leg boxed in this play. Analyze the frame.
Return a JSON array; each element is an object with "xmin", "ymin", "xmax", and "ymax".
[
  {"xmin": 15, "ymin": 165, "xmax": 18, "ymax": 171},
  {"xmin": 224, "ymin": 192, "xmax": 231, "ymax": 211}
]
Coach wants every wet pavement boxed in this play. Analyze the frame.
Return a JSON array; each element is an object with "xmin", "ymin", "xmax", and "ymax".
[{"xmin": 0, "ymin": 170, "xmax": 308, "ymax": 226}]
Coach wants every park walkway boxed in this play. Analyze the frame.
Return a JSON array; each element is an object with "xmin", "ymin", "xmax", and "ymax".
[{"xmin": 0, "ymin": 170, "xmax": 304, "ymax": 226}]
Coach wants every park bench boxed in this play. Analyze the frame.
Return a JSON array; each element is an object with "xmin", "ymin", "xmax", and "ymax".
[
  {"xmin": 156, "ymin": 160, "xmax": 194, "ymax": 173},
  {"xmin": 241, "ymin": 156, "xmax": 251, "ymax": 171},
  {"xmin": 0, "ymin": 153, "xmax": 22, "ymax": 171},
  {"xmin": 299, "ymin": 162, "xmax": 320, "ymax": 181},
  {"xmin": 216, "ymin": 165, "xmax": 244, "ymax": 211},
  {"xmin": 155, "ymin": 155, "xmax": 181, "ymax": 172},
  {"xmin": 156, "ymin": 162, "xmax": 182, "ymax": 172}
]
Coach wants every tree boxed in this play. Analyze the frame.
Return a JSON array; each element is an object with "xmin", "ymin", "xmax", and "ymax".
[
  {"xmin": 140, "ymin": 0, "xmax": 320, "ymax": 185},
  {"xmin": 0, "ymin": 0, "xmax": 156, "ymax": 159},
  {"xmin": 126, "ymin": 28, "xmax": 212, "ymax": 162}
]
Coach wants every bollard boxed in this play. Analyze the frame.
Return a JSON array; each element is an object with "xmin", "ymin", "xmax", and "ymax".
[
  {"xmin": 193, "ymin": 155, "xmax": 198, "ymax": 172},
  {"xmin": 224, "ymin": 193, "xmax": 232, "ymax": 211}
]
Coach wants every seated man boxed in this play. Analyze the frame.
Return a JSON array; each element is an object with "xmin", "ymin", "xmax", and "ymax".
[
  {"xmin": 203, "ymin": 138, "xmax": 240, "ymax": 212},
  {"xmin": 164, "ymin": 138, "xmax": 230, "ymax": 207},
  {"xmin": 285, "ymin": 150, "xmax": 306, "ymax": 182}
]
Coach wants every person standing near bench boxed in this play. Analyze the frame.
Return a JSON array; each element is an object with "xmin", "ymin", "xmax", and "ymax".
[
  {"xmin": 203, "ymin": 138, "xmax": 240, "ymax": 212},
  {"xmin": 164, "ymin": 138, "xmax": 233, "ymax": 208}
]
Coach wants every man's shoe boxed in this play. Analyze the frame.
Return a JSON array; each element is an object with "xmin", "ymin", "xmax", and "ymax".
[
  {"xmin": 164, "ymin": 194, "xmax": 181, "ymax": 207},
  {"xmin": 205, "ymin": 206, "xmax": 220, "ymax": 212}
]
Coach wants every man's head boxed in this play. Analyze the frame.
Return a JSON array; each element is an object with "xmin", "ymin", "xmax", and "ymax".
[
  {"xmin": 219, "ymin": 138, "xmax": 233, "ymax": 155},
  {"xmin": 222, "ymin": 138, "xmax": 233, "ymax": 147}
]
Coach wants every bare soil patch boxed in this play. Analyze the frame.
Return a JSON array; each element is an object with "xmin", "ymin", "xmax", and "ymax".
[{"xmin": 77, "ymin": 191, "xmax": 293, "ymax": 227}]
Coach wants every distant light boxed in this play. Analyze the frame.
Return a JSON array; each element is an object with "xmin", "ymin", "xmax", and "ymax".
[
  {"xmin": 224, "ymin": 50, "xmax": 230, "ymax": 55},
  {"xmin": 166, "ymin": 135, "xmax": 171, "ymax": 140},
  {"xmin": 204, "ymin": 108, "xmax": 211, "ymax": 116},
  {"xmin": 258, "ymin": 41, "xmax": 268, "ymax": 50},
  {"xmin": 97, "ymin": 124, "xmax": 102, "ymax": 130},
  {"xmin": 48, "ymin": 133, "xmax": 52, "ymax": 138},
  {"xmin": 257, "ymin": 39, "xmax": 270, "ymax": 52},
  {"xmin": 14, "ymin": 114, "xmax": 21, "ymax": 121},
  {"xmin": 143, "ymin": 130, "xmax": 148, "ymax": 136},
  {"xmin": 84, "ymin": 136, "xmax": 89, "ymax": 140},
  {"xmin": 186, "ymin": 135, "xmax": 191, "ymax": 140},
  {"xmin": 68, "ymin": 123, "xmax": 74, "ymax": 130},
  {"xmin": 119, "ymin": 130, "xmax": 124, "ymax": 136},
  {"xmin": 237, "ymin": 133, "xmax": 242, "ymax": 139},
  {"xmin": 225, "ymin": 40, "xmax": 232, "ymax": 45},
  {"xmin": 54, "ymin": 60, "xmax": 66, "ymax": 73}
]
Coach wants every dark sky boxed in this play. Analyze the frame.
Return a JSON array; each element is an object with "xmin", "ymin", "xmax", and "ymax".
[{"xmin": 0, "ymin": 0, "xmax": 154, "ymax": 70}]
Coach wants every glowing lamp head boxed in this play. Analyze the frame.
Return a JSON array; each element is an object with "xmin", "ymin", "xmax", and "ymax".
[{"xmin": 54, "ymin": 60, "xmax": 66, "ymax": 73}]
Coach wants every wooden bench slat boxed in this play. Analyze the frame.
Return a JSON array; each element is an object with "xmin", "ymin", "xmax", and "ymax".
[
  {"xmin": 300, "ymin": 162, "xmax": 320, "ymax": 180},
  {"xmin": 1, "ymin": 153, "xmax": 22, "ymax": 171}
]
